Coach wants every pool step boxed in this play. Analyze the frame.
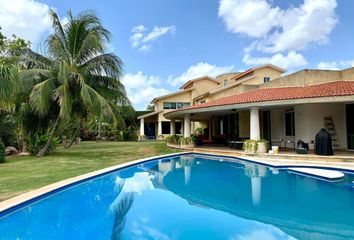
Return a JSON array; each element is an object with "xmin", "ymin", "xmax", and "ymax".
[{"xmin": 287, "ymin": 167, "xmax": 344, "ymax": 182}]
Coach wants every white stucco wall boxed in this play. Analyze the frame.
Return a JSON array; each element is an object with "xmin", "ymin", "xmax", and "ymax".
[
  {"xmin": 270, "ymin": 104, "xmax": 347, "ymax": 149},
  {"xmin": 294, "ymin": 103, "xmax": 347, "ymax": 150},
  {"xmin": 270, "ymin": 107, "xmax": 295, "ymax": 143}
]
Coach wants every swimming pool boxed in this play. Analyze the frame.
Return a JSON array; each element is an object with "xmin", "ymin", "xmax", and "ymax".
[{"xmin": 0, "ymin": 153, "xmax": 353, "ymax": 239}]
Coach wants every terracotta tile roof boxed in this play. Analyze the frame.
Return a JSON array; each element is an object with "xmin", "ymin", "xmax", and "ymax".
[{"xmin": 181, "ymin": 81, "xmax": 354, "ymax": 111}]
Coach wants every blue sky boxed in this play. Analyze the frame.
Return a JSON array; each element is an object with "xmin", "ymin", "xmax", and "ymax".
[{"xmin": 1, "ymin": 0, "xmax": 354, "ymax": 110}]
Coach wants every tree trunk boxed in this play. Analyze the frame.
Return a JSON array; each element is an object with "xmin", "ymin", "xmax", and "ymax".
[
  {"xmin": 22, "ymin": 141, "xmax": 27, "ymax": 153},
  {"xmin": 36, "ymin": 115, "xmax": 60, "ymax": 157},
  {"xmin": 97, "ymin": 121, "xmax": 101, "ymax": 140},
  {"xmin": 65, "ymin": 123, "xmax": 81, "ymax": 148}
]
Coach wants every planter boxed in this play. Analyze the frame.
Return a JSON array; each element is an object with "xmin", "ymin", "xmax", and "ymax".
[
  {"xmin": 243, "ymin": 140, "xmax": 269, "ymax": 155},
  {"xmin": 244, "ymin": 140, "xmax": 258, "ymax": 155},
  {"xmin": 157, "ymin": 135, "xmax": 164, "ymax": 140},
  {"xmin": 180, "ymin": 144, "xmax": 195, "ymax": 149},
  {"xmin": 257, "ymin": 142, "xmax": 268, "ymax": 154}
]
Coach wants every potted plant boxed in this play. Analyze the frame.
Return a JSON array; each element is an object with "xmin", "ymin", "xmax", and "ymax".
[
  {"xmin": 194, "ymin": 128, "xmax": 204, "ymax": 146},
  {"xmin": 138, "ymin": 135, "xmax": 146, "ymax": 141},
  {"xmin": 243, "ymin": 140, "xmax": 258, "ymax": 155},
  {"xmin": 257, "ymin": 140, "xmax": 269, "ymax": 154},
  {"xmin": 166, "ymin": 135, "xmax": 179, "ymax": 145},
  {"xmin": 178, "ymin": 137, "xmax": 195, "ymax": 148}
]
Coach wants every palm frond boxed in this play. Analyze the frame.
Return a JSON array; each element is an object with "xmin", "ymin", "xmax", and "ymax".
[
  {"xmin": 80, "ymin": 53, "xmax": 123, "ymax": 78},
  {"xmin": 48, "ymin": 10, "xmax": 70, "ymax": 59},
  {"xmin": 29, "ymin": 78, "xmax": 56, "ymax": 115},
  {"xmin": 111, "ymin": 193, "xmax": 134, "ymax": 240},
  {"xmin": 21, "ymin": 49, "xmax": 53, "ymax": 69},
  {"xmin": 0, "ymin": 64, "xmax": 19, "ymax": 110}
]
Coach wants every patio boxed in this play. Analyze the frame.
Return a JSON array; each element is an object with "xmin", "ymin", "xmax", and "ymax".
[{"xmin": 172, "ymin": 144, "xmax": 354, "ymax": 169}]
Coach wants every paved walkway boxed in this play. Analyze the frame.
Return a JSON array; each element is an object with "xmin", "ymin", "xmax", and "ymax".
[{"xmin": 168, "ymin": 144, "xmax": 354, "ymax": 171}]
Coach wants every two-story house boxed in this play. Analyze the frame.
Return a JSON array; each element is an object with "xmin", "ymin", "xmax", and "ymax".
[{"xmin": 138, "ymin": 64, "xmax": 284, "ymax": 140}]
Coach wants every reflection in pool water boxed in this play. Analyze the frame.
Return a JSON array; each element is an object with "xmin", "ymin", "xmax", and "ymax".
[{"xmin": 0, "ymin": 154, "xmax": 353, "ymax": 240}]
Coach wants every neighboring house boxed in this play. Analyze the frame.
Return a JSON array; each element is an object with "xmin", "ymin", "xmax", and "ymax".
[
  {"xmin": 138, "ymin": 64, "xmax": 283, "ymax": 140},
  {"xmin": 138, "ymin": 76, "xmax": 224, "ymax": 139},
  {"xmin": 139, "ymin": 64, "xmax": 354, "ymax": 151}
]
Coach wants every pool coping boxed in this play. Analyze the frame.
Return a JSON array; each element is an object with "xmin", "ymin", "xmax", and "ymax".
[
  {"xmin": 1, "ymin": 151, "xmax": 354, "ymax": 215},
  {"xmin": 0, "ymin": 152, "xmax": 189, "ymax": 214}
]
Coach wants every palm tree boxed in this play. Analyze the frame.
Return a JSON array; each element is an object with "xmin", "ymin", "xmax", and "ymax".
[
  {"xmin": 111, "ymin": 193, "xmax": 134, "ymax": 240},
  {"xmin": 22, "ymin": 10, "xmax": 130, "ymax": 156},
  {"xmin": 0, "ymin": 65, "xmax": 18, "ymax": 110}
]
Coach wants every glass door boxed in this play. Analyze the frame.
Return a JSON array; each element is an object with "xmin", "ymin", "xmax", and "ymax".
[
  {"xmin": 346, "ymin": 104, "xmax": 354, "ymax": 150},
  {"xmin": 262, "ymin": 111, "xmax": 271, "ymax": 142}
]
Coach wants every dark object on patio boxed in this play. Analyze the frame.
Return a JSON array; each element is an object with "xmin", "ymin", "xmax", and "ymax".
[
  {"xmin": 297, "ymin": 140, "xmax": 309, "ymax": 151},
  {"xmin": 296, "ymin": 140, "xmax": 309, "ymax": 154},
  {"xmin": 195, "ymin": 136, "xmax": 203, "ymax": 146},
  {"xmin": 213, "ymin": 135, "xmax": 228, "ymax": 145},
  {"xmin": 315, "ymin": 128, "xmax": 333, "ymax": 155}
]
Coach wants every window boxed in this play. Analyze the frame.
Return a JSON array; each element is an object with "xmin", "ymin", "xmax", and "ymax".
[
  {"xmin": 176, "ymin": 102, "xmax": 184, "ymax": 109},
  {"xmin": 200, "ymin": 100, "xmax": 206, "ymax": 104},
  {"xmin": 285, "ymin": 110, "xmax": 295, "ymax": 136},
  {"xmin": 179, "ymin": 102, "xmax": 190, "ymax": 109},
  {"xmin": 163, "ymin": 102, "xmax": 190, "ymax": 109},
  {"xmin": 162, "ymin": 121, "xmax": 171, "ymax": 134},
  {"xmin": 264, "ymin": 77, "xmax": 271, "ymax": 83},
  {"xmin": 175, "ymin": 122, "xmax": 182, "ymax": 134},
  {"xmin": 224, "ymin": 80, "xmax": 228, "ymax": 86},
  {"xmin": 163, "ymin": 102, "xmax": 176, "ymax": 109}
]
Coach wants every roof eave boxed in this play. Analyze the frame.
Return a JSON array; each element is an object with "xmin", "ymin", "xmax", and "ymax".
[{"xmin": 164, "ymin": 95, "xmax": 354, "ymax": 119}]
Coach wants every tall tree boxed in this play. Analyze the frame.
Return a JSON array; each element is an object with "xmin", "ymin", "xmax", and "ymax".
[
  {"xmin": 0, "ymin": 30, "xmax": 30, "ymax": 110},
  {"xmin": 22, "ymin": 10, "xmax": 130, "ymax": 157}
]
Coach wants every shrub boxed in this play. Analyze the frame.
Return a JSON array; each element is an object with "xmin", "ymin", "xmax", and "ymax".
[
  {"xmin": 117, "ymin": 127, "xmax": 137, "ymax": 141},
  {"xmin": 0, "ymin": 138, "xmax": 5, "ymax": 163},
  {"xmin": 166, "ymin": 135, "xmax": 180, "ymax": 144},
  {"xmin": 243, "ymin": 140, "xmax": 258, "ymax": 153},
  {"xmin": 195, "ymin": 127, "xmax": 203, "ymax": 136},
  {"xmin": 258, "ymin": 139, "xmax": 269, "ymax": 148},
  {"xmin": 178, "ymin": 137, "xmax": 195, "ymax": 146},
  {"xmin": 243, "ymin": 139, "xmax": 269, "ymax": 154},
  {"xmin": 27, "ymin": 134, "xmax": 58, "ymax": 156}
]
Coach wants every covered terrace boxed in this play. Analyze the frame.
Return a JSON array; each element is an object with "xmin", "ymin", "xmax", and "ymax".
[{"xmin": 164, "ymin": 81, "xmax": 354, "ymax": 152}]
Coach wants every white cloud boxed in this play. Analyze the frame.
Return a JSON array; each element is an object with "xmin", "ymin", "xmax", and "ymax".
[
  {"xmin": 218, "ymin": 0, "xmax": 338, "ymax": 70},
  {"xmin": 243, "ymin": 51, "xmax": 308, "ymax": 70},
  {"xmin": 0, "ymin": 0, "xmax": 52, "ymax": 43},
  {"xmin": 119, "ymin": 172, "xmax": 154, "ymax": 195},
  {"xmin": 232, "ymin": 228, "xmax": 296, "ymax": 240},
  {"xmin": 167, "ymin": 62, "xmax": 234, "ymax": 87},
  {"xmin": 122, "ymin": 62, "xmax": 235, "ymax": 109},
  {"xmin": 130, "ymin": 24, "xmax": 176, "ymax": 53},
  {"xmin": 218, "ymin": 0, "xmax": 281, "ymax": 38},
  {"xmin": 121, "ymin": 71, "xmax": 170, "ymax": 109},
  {"xmin": 317, "ymin": 60, "xmax": 354, "ymax": 70}
]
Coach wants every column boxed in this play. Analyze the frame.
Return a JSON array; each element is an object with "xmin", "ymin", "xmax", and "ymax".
[
  {"xmin": 250, "ymin": 107, "xmax": 260, "ymax": 140},
  {"xmin": 184, "ymin": 114, "xmax": 191, "ymax": 137},
  {"xmin": 251, "ymin": 177, "xmax": 261, "ymax": 206},
  {"xmin": 140, "ymin": 118, "xmax": 144, "ymax": 136},
  {"xmin": 170, "ymin": 119, "xmax": 176, "ymax": 135},
  {"xmin": 170, "ymin": 159, "xmax": 176, "ymax": 172},
  {"xmin": 184, "ymin": 166, "xmax": 191, "ymax": 185},
  {"xmin": 208, "ymin": 119, "xmax": 212, "ymax": 140},
  {"xmin": 181, "ymin": 122, "xmax": 184, "ymax": 135},
  {"xmin": 157, "ymin": 121, "xmax": 162, "ymax": 136}
]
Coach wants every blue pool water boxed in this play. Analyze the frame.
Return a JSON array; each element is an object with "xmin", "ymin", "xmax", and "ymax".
[{"xmin": 0, "ymin": 154, "xmax": 354, "ymax": 240}]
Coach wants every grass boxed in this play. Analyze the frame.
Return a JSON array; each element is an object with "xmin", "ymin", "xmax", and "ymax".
[{"xmin": 0, "ymin": 141, "xmax": 181, "ymax": 202}]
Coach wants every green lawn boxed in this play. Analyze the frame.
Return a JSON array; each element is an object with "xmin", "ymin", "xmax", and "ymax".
[{"xmin": 0, "ymin": 141, "xmax": 181, "ymax": 202}]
